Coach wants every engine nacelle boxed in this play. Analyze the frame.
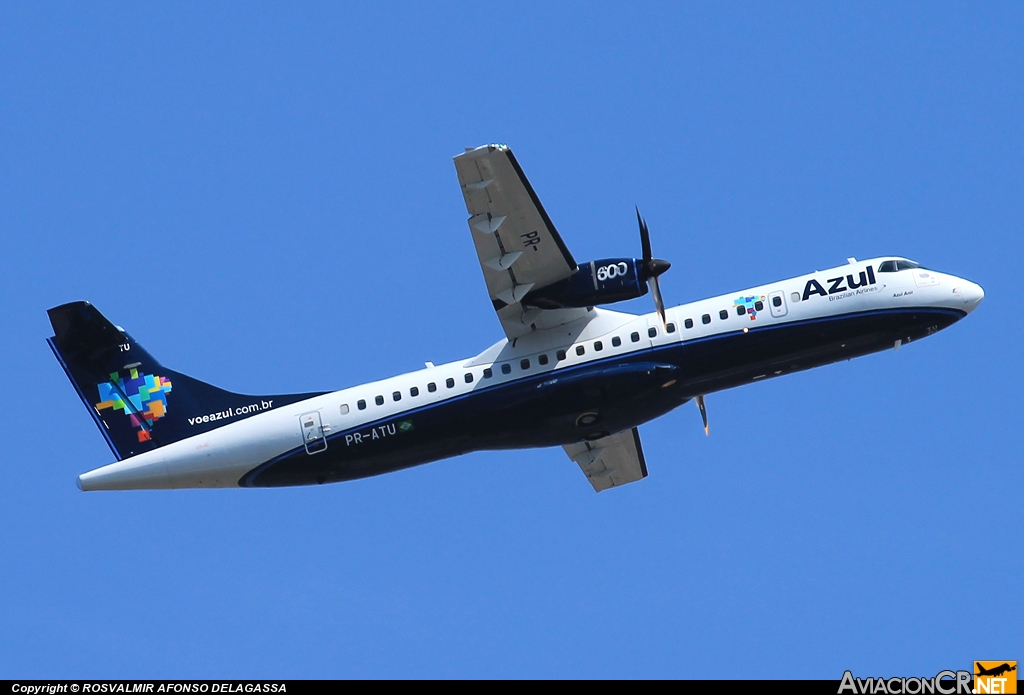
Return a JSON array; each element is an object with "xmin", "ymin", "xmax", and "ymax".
[{"xmin": 523, "ymin": 258, "xmax": 647, "ymax": 309}]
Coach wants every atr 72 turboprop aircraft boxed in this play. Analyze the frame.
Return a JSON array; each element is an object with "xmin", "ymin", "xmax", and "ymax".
[{"xmin": 48, "ymin": 144, "xmax": 984, "ymax": 492}]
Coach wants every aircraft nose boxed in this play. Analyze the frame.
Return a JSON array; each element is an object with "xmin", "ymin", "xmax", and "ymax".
[{"xmin": 953, "ymin": 280, "xmax": 984, "ymax": 313}]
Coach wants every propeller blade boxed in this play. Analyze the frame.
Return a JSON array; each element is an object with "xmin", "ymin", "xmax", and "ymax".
[
  {"xmin": 636, "ymin": 205, "xmax": 670, "ymax": 326},
  {"xmin": 636, "ymin": 206, "xmax": 652, "ymax": 261},
  {"xmin": 696, "ymin": 394, "xmax": 709, "ymax": 436},
  {"xmin": 649, "ymin": 276, "xmax": 667, "ymax": 328}
]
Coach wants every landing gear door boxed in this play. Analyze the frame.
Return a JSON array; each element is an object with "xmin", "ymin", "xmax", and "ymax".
[
  {"xmin": 300, "ymin": 411, "xmax": 328, "ymax": 454},
  {"xmin": 768, "ymin": 291, "xmax": 788, "ymax": 318}
]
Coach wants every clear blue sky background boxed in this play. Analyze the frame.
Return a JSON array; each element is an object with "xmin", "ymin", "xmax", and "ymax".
[{"xmin": 1, "ymin": 2, "xmax": 1020, "ymax": 679}]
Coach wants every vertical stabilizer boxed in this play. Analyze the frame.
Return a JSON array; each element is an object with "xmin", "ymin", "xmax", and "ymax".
[{"xmin": 47, "ymin": 301, "xmax": 323, "ymax": 460}]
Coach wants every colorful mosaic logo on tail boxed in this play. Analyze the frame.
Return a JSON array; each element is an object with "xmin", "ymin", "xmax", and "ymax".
[
  {"xmin": 95, "ymin": 368, "xmax": 173, "ymax": 442},
  {"xmin": 734, "ymin": 295, "xmax": 767, "ymax": 320}
]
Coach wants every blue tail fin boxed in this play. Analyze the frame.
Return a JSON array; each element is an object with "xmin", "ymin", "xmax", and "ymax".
[{"xmin": 47, "ymin": 301, "xmax": 323, "ymax": 460}]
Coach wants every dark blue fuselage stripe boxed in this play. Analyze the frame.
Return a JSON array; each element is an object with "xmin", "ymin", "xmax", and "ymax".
[{"xmin": 239, "ymin": 305, "xmax": 966, "ymax": 486}]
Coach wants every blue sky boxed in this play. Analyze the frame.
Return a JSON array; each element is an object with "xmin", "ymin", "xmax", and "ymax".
[{"xmin": 1, "ymin": 2, "xmax": 1020, "ymax": 678}]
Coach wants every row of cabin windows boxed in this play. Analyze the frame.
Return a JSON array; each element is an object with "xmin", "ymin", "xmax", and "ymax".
[
  {"xmin": 336, "ymin": 295, "xmax": 796, "ymax": 415},
  {"xmin": 679, "ymin": 299, "xmax": 774, "ymax": 330},
  {"xmin": 336, "ymin": 323, "xmax": 688, "ymax": 414},
  {"xmin": 337, "ymin": 303, "xmax": 799, "ymax": 415}
]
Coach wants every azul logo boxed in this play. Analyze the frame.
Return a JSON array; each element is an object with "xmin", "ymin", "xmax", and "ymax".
[
  {"xmin": 734, "ymin": 295, "xmax": 766, "ymax": 320},
  {"xmin": 803, "ymin": 266, "xmax": 877, "ymax": 301},
  {"xmin": 95, "ymin": 368, "xmax": 173, "ymax": 442}
]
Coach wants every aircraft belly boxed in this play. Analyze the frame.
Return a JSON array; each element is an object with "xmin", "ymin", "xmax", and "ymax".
[
  {"xmin": 668, "ymin": 305, "xmax": 963, "ymax": 396},
  {"xmin": 242, "ymin": 362, "xmax": 683, "ymax": 487}
]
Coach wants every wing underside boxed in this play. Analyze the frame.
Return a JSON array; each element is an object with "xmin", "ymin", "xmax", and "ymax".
[
  {"xmin": 454, "ymin": 144, "xmax": 590, "ymax": 339},
  {"xmin": 563, "ymin": 427, "xmax": 648, "ymax": 492}
]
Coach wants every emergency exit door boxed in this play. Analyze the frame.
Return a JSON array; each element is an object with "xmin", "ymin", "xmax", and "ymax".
[{"xmin": 300, "ymin": 411, "xmax": 327, "ymax": 454}]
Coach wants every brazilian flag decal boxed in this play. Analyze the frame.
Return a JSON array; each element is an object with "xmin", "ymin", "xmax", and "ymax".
[{"xmin": 399, "ymin": 420, "xmax": 414, "ymax": 432}]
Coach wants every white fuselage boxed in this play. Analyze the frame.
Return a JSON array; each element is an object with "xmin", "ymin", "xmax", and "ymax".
[{"xmin": 77, "ymin": 257, "xmax": 983, "ymax": 491}]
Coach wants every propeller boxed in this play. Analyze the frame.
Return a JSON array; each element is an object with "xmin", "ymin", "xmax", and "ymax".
[
  {"xmin": 695, "ymin": 394, "xmax": 709, "ymax": 436},
  {"xmin": 635, "ymin": 207, "xmax": 672, "ymax": 328},
  {"xmin": 635, "ymin": 212, "xmax": 704, "ymax": 436}
]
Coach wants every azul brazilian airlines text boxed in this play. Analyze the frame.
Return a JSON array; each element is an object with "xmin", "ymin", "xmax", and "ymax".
[{"xmin": 48, "ymin": 144, "xmax": 984, "ymax": 492}]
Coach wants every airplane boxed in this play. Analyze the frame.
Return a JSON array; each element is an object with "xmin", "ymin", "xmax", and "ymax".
[
  {"xmin": 976, "ymin": 663, "xmax": 1016, "ymax": 678},
  {"xmin": 47, "ymin": 143, "xmax": 985, "ymax": 492}
]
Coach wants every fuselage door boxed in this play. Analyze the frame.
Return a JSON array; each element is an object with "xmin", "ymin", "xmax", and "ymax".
[
  {"xmin": 300, "ymin": 411, "xmax": 328, "ymax": 454},
  {"xmin": 768, "ymin": 290, "xmax": 788, "ymax": 318}
]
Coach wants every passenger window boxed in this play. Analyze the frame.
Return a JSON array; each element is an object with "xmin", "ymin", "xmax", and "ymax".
[
  {"xmin": 878, "ymin": 260, "xmax": 898, "ymax": 273},
  {"xmin": 556, "ymin": 349, "xmax": 566, "ymax": 361},
  {"xmin": 501, "ymin": 363, "xmax": 511, "ymax": 375},
  {"xmin": 576, "ymin": 345, "xmax": 585, "ymax": 356},
  {"xmin": 737, "ymin": 305, "xmax": 746, "ymax": 316},
  {"xmin": 667, "ymin": 323, "xmax": 676, "ymax": 333},
  {"xmin": 427, "ymin": 382, "xmax": 437, "ymax": 393},
  {"xmin": 483, "ymin": 368, "xmax": 493, "ymax": 378},
  {"xmin": 594, "ymin": 341, "xmax": 603, "ymax": 351},
  {"xmin": 648, "ymin": 327, "xmax": 657, "ymax": 338},
  {"xmin": 410, "ymin": 387, "xmax": 419, "ymax": 397},
  {"xmin": 393, "ymin": 391, "xmax": 401, "ymax": 402},
  {"xmin": 755, "ymin": 300, "xmax": 764, "ymax": 312},
  {"xmin": 719, "ymin": 309, "xmax": 728, "ymax": 320},
  {"xmin": 772, "ymin": 296, "xmax": 782, "ymax": 308},
  {"xmin": 538, "ymin": 354, "xmax": 549, "ymax": 365},
  {"xmin": 520, "ymin": 359, "xmax": 530, "ymax": 370},
  {"xmin": 446, "ymin": 377, "xmax": 455, "ymax": 389},
  {"xmin": 684, "ymin": 318, "xmax": 693, "ymax": 329},
  {"xmin": 357, "ymin": 399, "xmax": 366, "ymax": 410},
  {"xmin": 465, "ymin": 373, "xmax": 473, "ymax": 383},
  {"xmin": 702, "ymin": 314, "xmax": 711, "ymax": 324},
  {"xmin": 631, "ymin": 332, "xmax": 640, "ymax": 342},
  {"xmin": 375, "ymin": 395, "xmax": 384, "ymax": 406},
  {"xmin": 611, "ymin": 336, "xmax": 621, "ymax": 347}
]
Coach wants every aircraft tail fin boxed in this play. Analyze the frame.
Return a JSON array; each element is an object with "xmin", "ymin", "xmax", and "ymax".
[{"xmin": 47, "ymin": 301, "xmax": 322, "ymax": 460}]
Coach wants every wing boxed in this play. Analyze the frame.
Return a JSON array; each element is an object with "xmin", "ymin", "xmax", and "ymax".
[
  {"xmin": 454, "ymin": 144, "xmax": 590, "ymax": 339},
  {"xmin": 563, "ymin": 427, "xmax": 648, "ymax": 492}
]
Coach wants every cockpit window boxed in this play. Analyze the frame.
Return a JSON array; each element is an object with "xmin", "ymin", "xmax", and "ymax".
[{"xmin": 879, "ymin": 259, "xmax": 923, "ymax": 273}]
